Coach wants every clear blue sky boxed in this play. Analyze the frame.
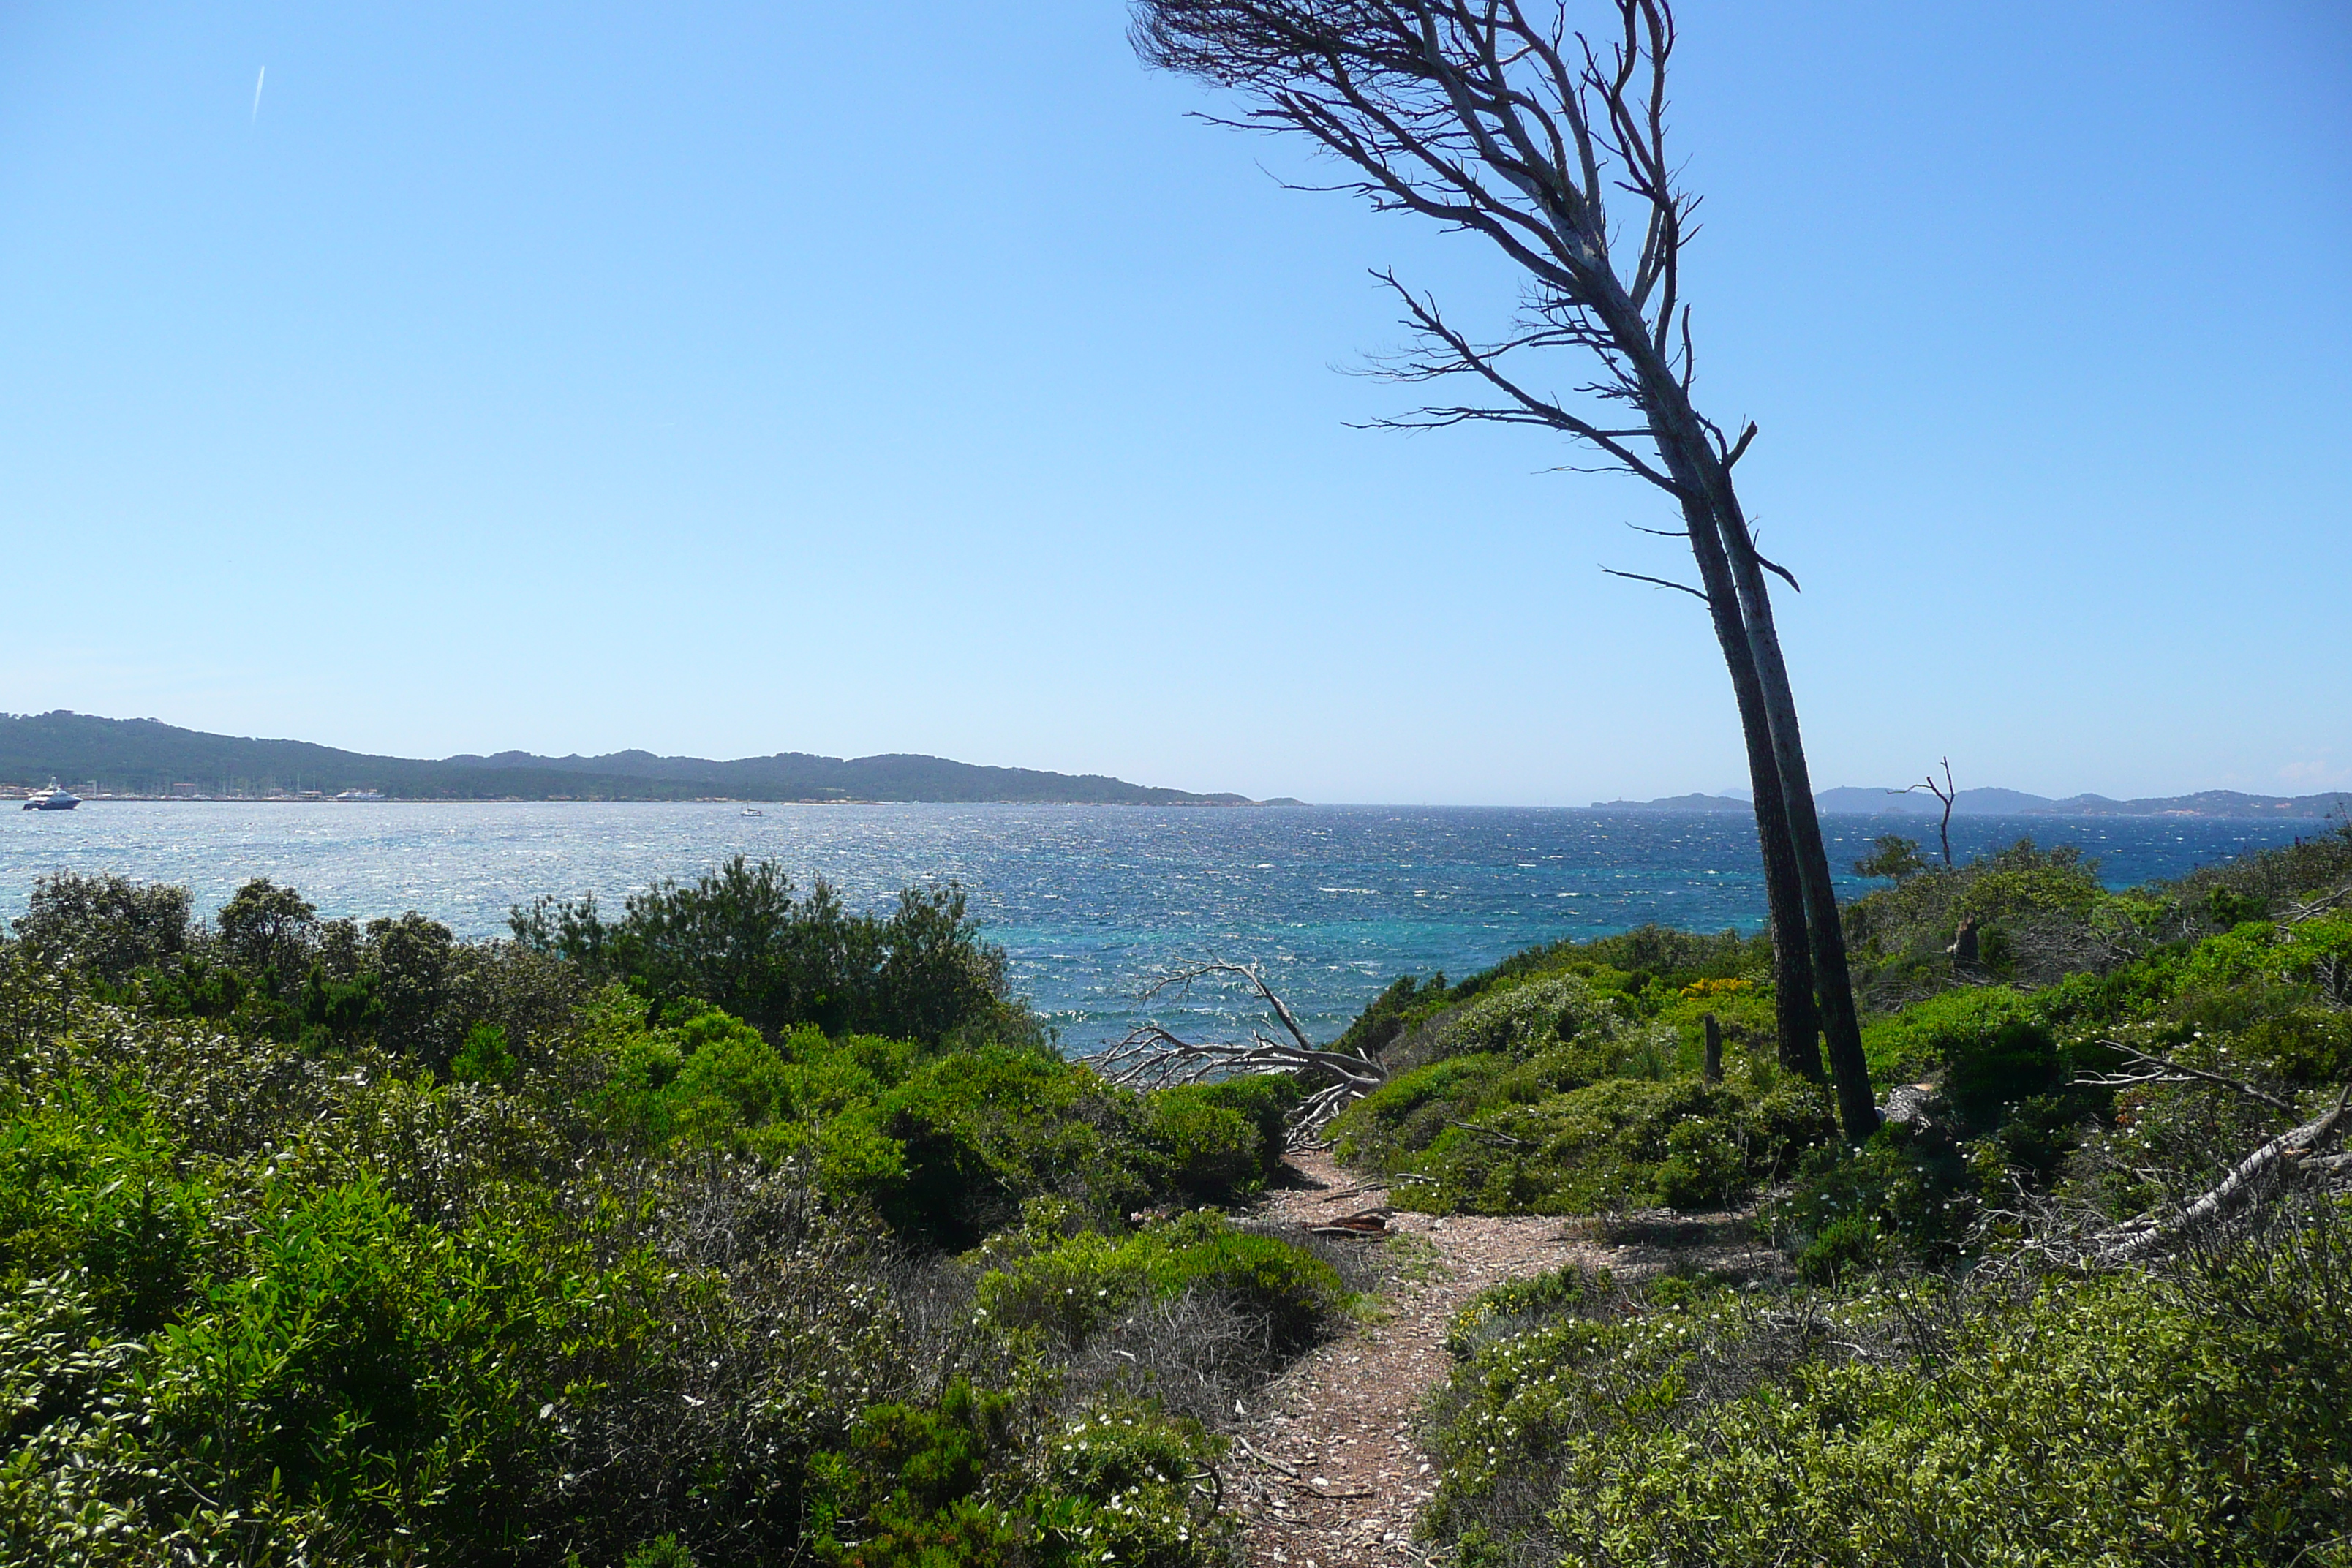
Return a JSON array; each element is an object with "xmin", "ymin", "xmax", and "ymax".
[{"xmin": 4, "ymin": 2, "xmax": 2346, "ymax": 805}]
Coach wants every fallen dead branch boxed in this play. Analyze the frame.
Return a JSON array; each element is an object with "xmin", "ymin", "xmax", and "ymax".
[
  {"xmin": 1086, "ymin": 961, "xmax": 1387, "ymax": 1142},
  {"xmin": 2103, "ymin": 1084, "xmax": 2352, "ymax": 1262},
  {"xmin": 1308, "ymin": 1207, "xmax": 1391, "ymax": 1237}
]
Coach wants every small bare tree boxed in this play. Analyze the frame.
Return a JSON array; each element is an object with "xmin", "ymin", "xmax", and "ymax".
[
  {"xmin": 1897, "ymin": 758, "xmax": 1958, "ymax": 869},
  {"xmin": 1088, "ymin": 962, "xmax": 1387, "ymax": 1139},
  {"xmin": 1134, "ymin": 0, "xmax": 1877, "ymax": 1134}
]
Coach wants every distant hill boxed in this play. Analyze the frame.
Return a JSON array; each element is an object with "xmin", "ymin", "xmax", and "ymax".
[
  {"xmin": 1602, "ymin": 784, "xmax": 2352, "ymax": 819},
  {"xmin": 0, "ymin": 712, "xmax": 1268, "ymax": 805},
  {"xmin": 1812, "ymin": 785, "xmax": 2068, "ymax": 815},
  {"xmin": 1588, "ymin": 791, "xmax": 1752, "ymax": 813}
]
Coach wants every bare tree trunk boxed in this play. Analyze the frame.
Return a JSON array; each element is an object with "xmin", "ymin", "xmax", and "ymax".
[
  {"xmin": 1712, "ymin": 494, "xmax": 1879, "ymax": 1137},
  {"xmin": 1624, "ymin": 338, "xmax": 1869, "ymax": 1131},
  {"xmin": 1670, "ymin": 455, "xmax": 1823, "ymax": 1080},
  {"xmin": 1741, "ymin": 678, "xmax": 1828, "ymax": 1082}
]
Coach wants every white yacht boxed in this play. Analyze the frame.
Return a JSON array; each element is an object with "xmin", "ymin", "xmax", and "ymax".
[{"xmin": 21, "ymin": 780, "xmax": 81, "ymax": 811}]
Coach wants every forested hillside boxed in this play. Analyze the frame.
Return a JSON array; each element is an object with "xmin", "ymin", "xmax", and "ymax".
[{"xmin": 0, "ymin": 711, "xmax": 1262, "ymax": 804}]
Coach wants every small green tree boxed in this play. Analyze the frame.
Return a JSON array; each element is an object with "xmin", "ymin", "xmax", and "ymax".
[
  {"xmin": 12, "ymin": 872, "xmax": 195, "ymax": 981},
  {"xmin": 1855, "ymin": 836, "xmax": 1928, "ymax": 882},
  {"xmin": 216, "ymin": 878, "xmax": 319, "ymax": 986}
]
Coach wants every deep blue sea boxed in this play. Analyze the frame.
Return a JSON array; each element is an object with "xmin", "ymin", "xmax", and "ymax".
[{"xmin": 1, "ymin": 802, "xmax": 2334, "ymax": 1052}]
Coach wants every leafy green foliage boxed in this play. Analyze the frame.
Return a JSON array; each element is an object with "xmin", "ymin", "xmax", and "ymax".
[
  {"xmin": 807, "ymin": 1382, "xmax": 1226, "ymax": 1568},
  {"xmin": 1324, "ymin": 966, "xmax": 1831, "ymax": 1215},
  {"xmin": 510, "ymin": 856, "xmax": 1036, "ymax": 1048},
  {"xmin": 0, "ymin": 872, "xmax": 1326, "ymax": 1567},
  {"xmin": 1385, "ymin": 1074, "xmax": 1835, "ymax": 1215},
  {"xmin": 1424, "ymin": 1204, "xmax": 2352, "ymax": 1567},
  {"xmin": 973, "ymin": 1202, "xmax": 1349, "ymax": 1355},
  {"xmin": 1852, "ymin": 833, "xmax": 1927, "ymax": 881},
  {"xmin": 10, "ymin": 872, "xmax": 195, "ymax": 982},
  {"xmin": 1139, "ymin": 1075, "xmax": 1293, "ymax": 1204}
]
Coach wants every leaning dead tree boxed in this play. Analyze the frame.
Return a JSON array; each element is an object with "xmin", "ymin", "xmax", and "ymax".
[
  {"xmin": 1133, "ymin": 0, "xmax": 1877, "ymax": 1136},
  {"xmin": 1088, "ymin": 962, "xmax": 1387, "ymax": 1140}
]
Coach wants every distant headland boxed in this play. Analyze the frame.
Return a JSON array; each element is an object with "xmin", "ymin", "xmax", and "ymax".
[
  {"xmin": 0, "ymin": 711, "xmax": 1303, "ymax": 807},
  {"xmin": 1595, "ymin": 784, "xmax": 2352, "ymax": 820}
]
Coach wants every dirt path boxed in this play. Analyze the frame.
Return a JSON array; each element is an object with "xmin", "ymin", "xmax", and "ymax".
[{"xmin": 1227, "ymin": 1150, "xmax": 1785, "ymax": 1567}]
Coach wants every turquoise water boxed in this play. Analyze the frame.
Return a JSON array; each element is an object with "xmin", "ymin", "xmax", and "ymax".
[{"xmin": 1, "ymin": 802, "xmax": 2332, "ymax": 1051}]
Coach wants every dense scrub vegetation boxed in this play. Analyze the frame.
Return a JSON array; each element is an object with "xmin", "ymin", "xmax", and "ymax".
[
  {"xmin": 0, "ymin": 864, "xmax": 1348, "ymax": 1566},
  {"xmin": 9, "ymin": 819, "xmax": 2350, "ymax": 1565},
  {"xmin": 1319, "ymin": 819, "xmax": 2352, "ymax": 1565}
]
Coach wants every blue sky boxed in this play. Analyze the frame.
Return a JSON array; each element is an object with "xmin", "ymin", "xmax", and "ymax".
[{"xmin": 3, "ymin": 2, "xmax": 2346, "ymax": 806}]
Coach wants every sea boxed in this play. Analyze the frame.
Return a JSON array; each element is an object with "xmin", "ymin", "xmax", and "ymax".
[{"xmin": 2, "ymin": 802, "xmax": 2337, "ymax": 1053}]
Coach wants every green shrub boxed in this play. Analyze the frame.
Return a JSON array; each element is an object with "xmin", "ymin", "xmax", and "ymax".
[
  {"xmin": 1426, "ymin": 1205, "xmax": 2352, "ymax": 1567},
  {"xmin": 1424, "ymin": 1202, "xmax": 2352, "ymax": 1565},
  {"xmin": 806, "ymin": 1382, "xmax": 1225, "ymax": 1568},
  {"xmin": 1860, "ymin": 984, "xmax": 2038, "ymax": 1084},
  {"xmin": 10, "ymin": 872, "xmax": 196, "ymax": 983},
  {"xmin": 875, "ymin": 1047, "xmax": 1155, "ymax": 1247},
  {"xmin": 1391, "ymin": 1075, "xmax": 1835, "ymax": 1215},
  {"xmin": 1444, "ymin": 1262, "xmax": 1605, "ymax": 1357},
  {"xmin": 0, "ymin": 878, "xmax": 1341, "ymax": 1568},
  {"xmin": 0, "ymin": 1084, "xmax": 211, "ymax": 1335},
  {"xmin": 1327, "ymin": 1053, "xmax": 1509, "ymax": 1172},
  {"xmin": 1433, "ymin": 973, "xmax": 1626, "ymax": 1061},
  {"xmin": 1138, "ymin": 1087, "xmax": 1263, "ymax": 1205},
  {"xmin": 973, "ymin": 1205, "xmax": 1347, "ymax": 1356},
  {"xmin": 807, "ymin": 1379, "xmax": 1024, "ymax": 1566},
  {"xmin": 450, "ymin": 1019, "xmax": 518, "ymax": 1084},
  {"xmin": 1768, "ymin": 1123, "xmax": 1980, "ymax": 1273},
  {"xmin": 511, "ymin": 859, "xmax": 1033, "ymax": 1048},
  {"xmin": 1030, "ymin": 1398, "xmax": 1226, "ymax": 1567},
  {"xmin": 1175, "ymin": 1073, "xmax": 1297, "ymax": 1186}
]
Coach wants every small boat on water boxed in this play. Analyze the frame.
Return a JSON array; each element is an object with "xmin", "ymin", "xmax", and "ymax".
[
  {"xmin": 740, "ymin": 807, "xmax": 765, "ymax": 817},
  {"xmin": 21, "ymin": 780, "xmax": 81, "ymax": 811}
]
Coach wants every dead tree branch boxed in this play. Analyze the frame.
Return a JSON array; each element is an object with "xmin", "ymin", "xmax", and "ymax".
[
  {"xmin": 1085, "ymin": 961, "xmax": 1387, "ymax": 1142},
  {"xmin": 2102, "ymin": 1084, "xmax": 2352, "ymax": 1262},
  {"xmin": 1896, "ymin": 758, "xmax": 1957, "ymax": 869},
  {"xmin": 2076, "ymin": 1044, "xmax": 2297, "ymax": 1115}
]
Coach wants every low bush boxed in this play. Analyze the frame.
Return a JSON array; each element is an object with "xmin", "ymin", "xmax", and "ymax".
[
  {"xmin": 1139, "ymin": 1074, "xmax": 1294, "ymax": 1204},
  {"xmin": 1424, "ymin": 1200, "xmax": 2352, "ymax": 1567},
  {"xmin": 511, "ymin": 857, "xmax": 1037, "ymax": 1049},
  {"xmin": 973, "ymin": 1202, "xmax": 1349, "ymax": 1357},
  {"xmin": 1384, "ymin": 1074, "xmax": 1836, "ymax": 1215},
  {"xmin": 0, "ymin": 870, "xmax": 1341, "ymax": 1568}
]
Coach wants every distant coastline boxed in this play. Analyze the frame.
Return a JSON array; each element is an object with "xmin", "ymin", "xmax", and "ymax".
[
  {"xmin": 1596, "ymin": 784, "xmax": 2352, "ymax": 821},
  {"xmin": 0, "ymin": 710, "xmax": 1303, "ymax": 807}
]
